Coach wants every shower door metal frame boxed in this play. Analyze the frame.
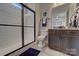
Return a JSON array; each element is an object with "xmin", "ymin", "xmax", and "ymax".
[{"xmin": 5, "ymin": 3, "xmax": 36, "ymax": 56}]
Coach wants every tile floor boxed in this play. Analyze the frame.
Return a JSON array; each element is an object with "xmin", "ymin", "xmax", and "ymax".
[
  {"xmin": 32, "ymin": 44, "xmax": 69, "ymax": 56},
  {"xmin": 9, "ymin": 42, "xmax": 69, "ymax": 56},
  {"xmin": 38, "ymin": 47, "xmax": 69, "ymax": 56}
]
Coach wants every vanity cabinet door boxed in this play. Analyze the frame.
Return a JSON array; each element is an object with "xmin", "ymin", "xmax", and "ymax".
[
  {"xmin": 60, "ymin": 36, "xmax": 68, "ymax": 53},
  {"xmin": 53, "ymin": 36, "xmax": 60, "ymax": 50},
  {"xmin": 48, "ymin": 30, "xmax": 60, "ymax": 50},
  {"xmin": 67, "ymin": 36, "xmax": 77, "ymax": 55},
  {"xmin": 48, "ymin": 30, "xmax": 67, "ymax": 51}
]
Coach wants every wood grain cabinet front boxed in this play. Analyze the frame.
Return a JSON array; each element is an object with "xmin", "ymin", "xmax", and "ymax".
[{"xmin": 48, "ymin": 29, "xmax": 79, "ymax": 55}]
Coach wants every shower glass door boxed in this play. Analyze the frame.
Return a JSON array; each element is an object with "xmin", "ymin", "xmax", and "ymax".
[
  {"xmin": 0, "ymin": 3, "xmax": 22, "ymax": 55},
  {"xmin": 0, "ymin": 3, "xmax": 35, "ymax": 56},
  {"xmin": 24, "ymin": 7, "xmax": 35, "ymax": 45}
]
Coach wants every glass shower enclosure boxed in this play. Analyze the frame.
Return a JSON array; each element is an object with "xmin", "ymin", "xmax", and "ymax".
[{"xmin": 0, "ymin": 3, "xmax": 35, "ymax": 56}]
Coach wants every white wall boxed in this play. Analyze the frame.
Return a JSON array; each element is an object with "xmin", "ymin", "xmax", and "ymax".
[
  {"xmin": 24, "ymin": 3, "xmax": 36, "ymax": 11},
  {"xmin": 39, "ymin": 3, "xmax": 52, "ymax": 35},
  {"xmin": 40, "ymin": 3, "xmax": 51, "ymax": 18},
  {"xmin": 35, "ymin": 4, "xmax": 41, "ymax": 37}
]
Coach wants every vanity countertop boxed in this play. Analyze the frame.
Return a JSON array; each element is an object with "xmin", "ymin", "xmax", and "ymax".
[{"xmin": 51, "ymin": 28, "xmax": 79, "ymax": 30}]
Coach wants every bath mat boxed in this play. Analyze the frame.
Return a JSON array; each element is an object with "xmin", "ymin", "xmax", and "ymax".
[{"xmin": 19, "ymin": 48, "xmax": 40, "ymax": 56}]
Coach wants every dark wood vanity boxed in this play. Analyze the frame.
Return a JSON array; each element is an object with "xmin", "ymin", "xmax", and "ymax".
[{"xmin": 48, "ymin": 29, "xmax": 79, "ymax": 55}]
